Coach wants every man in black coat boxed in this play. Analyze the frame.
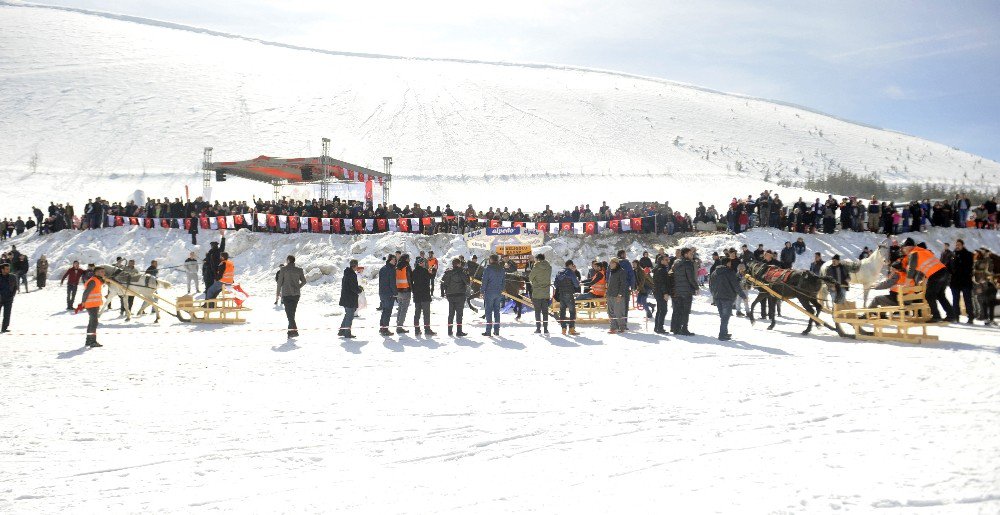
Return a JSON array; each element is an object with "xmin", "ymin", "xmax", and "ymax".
[
  {"xmin": 441, "ymin": 258, "xmax": 470, "ymax": 336},
  {"xmin": 411, "ymin": 257, "xmax": 435, "ymax": 336},
  {"xmin": 651, "ymin": 254, "xmax": 671, "ymax": 335},
  {"xmin": 0, "ymin": 263, "xmax": 17, "ymax": 332},
  {"xmin": 338, "ymin": 259, "xmax": 362, "ymax": 338},
  {"xmin": 670, "ymin": 248, "xmax": 698, "ymax": 335},
  {"xmin": 188, "ymin": 212, "xmax": 199, "ymax": 245},
  {"xmin": 949, "ymin": 239, "xmax": 974, "ymax": 323},
  {"xmin": 202, "ymin": 231, "xmax": 226, "ymax": 293},
  {"xmin": 378, "ymin": 254, "xmax": 397, "ymax": 336}
]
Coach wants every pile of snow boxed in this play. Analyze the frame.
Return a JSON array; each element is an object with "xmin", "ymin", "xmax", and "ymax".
[
  {"xmin": 2, "ymin": 2, "xmax": 999, "ymax": 216},
  {"xmin": 1, "ymin": 225, "xmax": 999, "ymax": 512}
]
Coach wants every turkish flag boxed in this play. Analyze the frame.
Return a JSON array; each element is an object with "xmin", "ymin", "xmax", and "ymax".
[
  {"xmin": 585, "ymin": 222, "xmax": 596, "ymax": 235},
  {"xmin": 234, "ymin": 214, "xmax": 245, "ymax": 226},
  {"xmin": 421, "ymin": 217, "xmax": 432, "ymax": 228},
  {"xmin": 536, "ymin": 222, "xmax": 549, "ymax": 232},
  {"xmin": 353, "ymin": 218, "xmax": 364, "ymax": 233},
  {"xmin": 358, "ymin": 172, "xmax": 365, "ymax": 182},
  {"xmin": 160, "ymin": 218, "xmax": 170, "ymax": 229},
  {"xmin": 114, "ymin": 216, "xmax": 124, "ymax": 227},
  {"xmin": 216, "ymin": 216, "xmax": 227, "ymax": 229},
  {"xmin": 332, "ymin": 218, "xmax": 342, "ymax": 233},
  {"xmin": 129, "ymin": 217, "xmax": 139, "ymax": 226},
  {"xmin": 199, "ymin": 217, "xmax": 210, "ymax": 229},
  {"xmin": 289, "ymin": 216, "xmax": 300, "ymax": 232},
  {"xmin": 143, "ymin": 218, "xmax": 154, "ymax": 229},
  {"xmin": 310, "ymin": 217, "xmax": 321, "ymax": 232},
  {"xmin": 512, "ymin": 221, "xmax": 525, "ymax": 228},
  {"xmin": 631, "ymin": 218, "xmax": 643, "ymax": 232},
  {"xmin": 489, "ymin": 219, "xmax": 500, "ymax": 229},
  {"xmin": 266, "ymin": 214, "xmax": 277, "ymax": 228},
  {"xmin": 183, "ymin": 218, "xmax": 192, "ymax": 230},
  {"xmin": 399, "ymin": 218, "xmax": 409, "ymax": 232},
  {"xmin": 376, "ymin": 218, "xmax": 387, "ymax": 232},
  {"xmin": 560, "ymin": 222, "xmax": 572, "ymax": 233},
  {"xmin": 609, "ymin": 219, "xmax": 620, "ymax": 232}
]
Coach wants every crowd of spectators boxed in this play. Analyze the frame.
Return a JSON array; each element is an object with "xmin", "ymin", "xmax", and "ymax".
[{"xmin": 2, "ymin": 190, "xmax": 998, "ymax": 239}]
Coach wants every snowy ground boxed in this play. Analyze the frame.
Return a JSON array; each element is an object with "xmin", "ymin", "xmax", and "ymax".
[{"xmin": 2, "ymin": 227, "xmax": 1000, "ymax": 513}]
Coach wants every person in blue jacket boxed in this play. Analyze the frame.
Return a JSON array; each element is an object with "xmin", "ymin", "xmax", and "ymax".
[
  {"xmin": 616, "ymin": 250, "xmax": 635, "ymax": 326},
  {"xmin": 480, "ymin": 254, "xmax": 506, "ymax": 336},
  {"xmin": 377, "ymin": 254, "xmax": 397, "ymax": 336}
]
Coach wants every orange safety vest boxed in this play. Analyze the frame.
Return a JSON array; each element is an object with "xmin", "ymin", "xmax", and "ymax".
[
  {"xmin": 220, "ymin": 260, "xmax": 235, "ymax": 284},
  {"xmin": 889, "ymin": 270, "xmax": 914, "ymax": 293},
  {"xmin": 396, "ymin": 268, "xmax": 410, "ymax": 290},
  {"xmin": 83, "ymin": 277, "xmax": 104, "ymax": 308},
  {"xmin": 904, "ymin": 247, "xmax": 945, "ymax": 279},
  {"xmin": 591, "ymin": 273, "xmax": 607, "ymax": 297},
  {"xmin": 427, "ymin": 258, "xmax": 438, "ymax": 272}
]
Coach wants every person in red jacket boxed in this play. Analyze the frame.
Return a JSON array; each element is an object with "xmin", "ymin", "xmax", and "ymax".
[{"xmin": 60, "ymin": 260, "xmax": 85, "ymax": 310}]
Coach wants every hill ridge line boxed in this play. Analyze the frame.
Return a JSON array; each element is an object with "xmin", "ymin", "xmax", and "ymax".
[{"xmin": 2, "ymin": 0, "xmax": 947, "ymax": 144}]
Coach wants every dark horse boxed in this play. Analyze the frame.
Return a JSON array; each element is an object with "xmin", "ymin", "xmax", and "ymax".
[{"xmin": 744, "ymin": 261, "xmax": 845, "ymax": 336}]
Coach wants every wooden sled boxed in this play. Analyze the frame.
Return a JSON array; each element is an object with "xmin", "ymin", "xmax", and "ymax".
[
  {"xmin": 550, "ymin": 298, "xmax": 609, "ymax": 324},
  {"xmin": 832, "ymin": 285, "xmax": 945, "ymax": 343},
  {"xmin": 176, "ymin": 295, "xmax": 250, "ymax": 324}
]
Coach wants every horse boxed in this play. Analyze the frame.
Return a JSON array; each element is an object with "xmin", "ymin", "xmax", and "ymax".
[
  {"xmin": 744, "ymin": 260, "xmax": 844, "ymax": 336},
  {"xmin": 819, "ymin": 245, "xmax": 888, "ymax": 306},
  {"xmin": 97, "ymin": 264, "xmax": 171, "ymax": 323}
]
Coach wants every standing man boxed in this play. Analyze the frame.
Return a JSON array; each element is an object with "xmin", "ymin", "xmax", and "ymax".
[
  {"xmin": 36, "ymin": 255, "xmax": 48, "ymax": 289},
  {"xmin": 670, "ymin": 247, "xmax": 698, "ymax": 336},
  {"xmin": 824, "ymin": 255, "xmax": 851, "ymax": 304},
  {"xmin": 441, "ymin": 258, "xmax": 470, "ymax": 336},
  {"xmin": 527, "ymin": 253, "xmax": 553, "ymax": 334},
  {"xmin": 395, "ymin": 254, "xmax": 413, "ymax": 334},
  {"xmin": 809, "ymin": 252, "xmax": 824, "ymax": 275},
  {"xmin": 203, "ymin": 230, "xmax": 226, "ymax": 294},
  {"xmin": 554, "ymin": 260, "xmax": 580, "ymax": 335},
  {"xmin": 277, "ymin": 255, "xmax": 307, "ymax": 337},
  {"xmin": 411, "ymin": 257, "xmax": 435, "ymax": 336},
  {"xmin": 901, "ymin": 237, "xmax": 953, "ymax": 322},
  {"xmin": 481, "ymin": 254, "xmax": 505, "ymax": 336},
  {"xmin": 378, "ymin": 254, "xmax": 397, "ymax": 336},
  {"xmin": 184, "ymin": 252, "xmax": 200, "ymax": 294},
  {"xmin": 14, "ymin": 254, "xmax": 29, "ymax": 293},
  {"xmin": 709, "ymin": 258, "xmax": 748, "ymax": 341},
  {"xmin": 338, "ymin": 259, "xmax": 362, "ymax": 338},
  {"xmin": 427, "ymin": 251, "xmax": 440, "ymax": 296},
  {"xmin": 0, "ymin": 263, "xmax": 17, "ymax": 333},
  {"xmin": 779, "ymin": 242, "xmax": 796, "ymax": 269},
  {"xmin": 78, "ymin": 266, "xmax": 106, "ymax": 347},
  {"xmin": 188, "ymin": 212, "xmax": 199, "ymax": 245},
  {"xmin": 60, "ymin": 260, "xmax": 85, "ymax": 310},
  {"xmin": 605, "ymin": 258, "xmax": 629, "ymax": 334},
  {"xmin": 949, "ymin": 239, "xmax": 974, "ymax": 324},
  {"xmin": 616, "ymin": 249, "xmax": 635, "ymax": 327},
  {"xmin": 652, "ymin": 254, "xmax": 672, "ymax": 335}
]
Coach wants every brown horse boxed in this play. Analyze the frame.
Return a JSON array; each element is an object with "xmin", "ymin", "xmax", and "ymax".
[{"xmin": 745, "ymin": 260, "xmax": 845, "ymax": 336}]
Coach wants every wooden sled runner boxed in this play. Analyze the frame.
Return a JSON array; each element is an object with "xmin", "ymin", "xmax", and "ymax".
[
  {"xmin": 832, "ymin": 285, "xmax": 945, "ymax": 343},
  {"xmin": 176, "ymin": 295, "xmax": 250, "ymax": 324},
  {"xmin": 550, "ymin": 298, "xmax": 609, "ymax": 324}
]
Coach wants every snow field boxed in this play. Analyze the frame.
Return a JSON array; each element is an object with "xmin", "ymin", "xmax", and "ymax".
[{"xmin": 1, "ymin": 226, "xmax": 999, "ymax": 513}]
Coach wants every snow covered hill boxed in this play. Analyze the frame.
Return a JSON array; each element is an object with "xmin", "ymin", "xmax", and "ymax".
[
  {"xmin": 2, "ymin": 1, "xmax": 999, "ymax": 217},
  {"xmin": 2, "ymin": 226, "xmax": 999, "ymax": 513}
]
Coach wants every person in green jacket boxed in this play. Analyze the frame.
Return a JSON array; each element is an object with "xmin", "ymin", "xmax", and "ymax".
[{"xmin": 527, "ymin": 253, "xmax": 553, "ymax": 334}]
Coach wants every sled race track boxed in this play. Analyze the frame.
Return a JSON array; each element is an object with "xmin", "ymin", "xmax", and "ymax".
[{"xmin": 2, "ymin": 226, "xmax": 999, "ymax": 513}]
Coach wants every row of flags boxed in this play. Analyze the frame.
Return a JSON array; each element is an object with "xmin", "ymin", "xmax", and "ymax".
[{"xmin": 105, "ymin": 215, "xmax": 652, "ymax": 234}]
